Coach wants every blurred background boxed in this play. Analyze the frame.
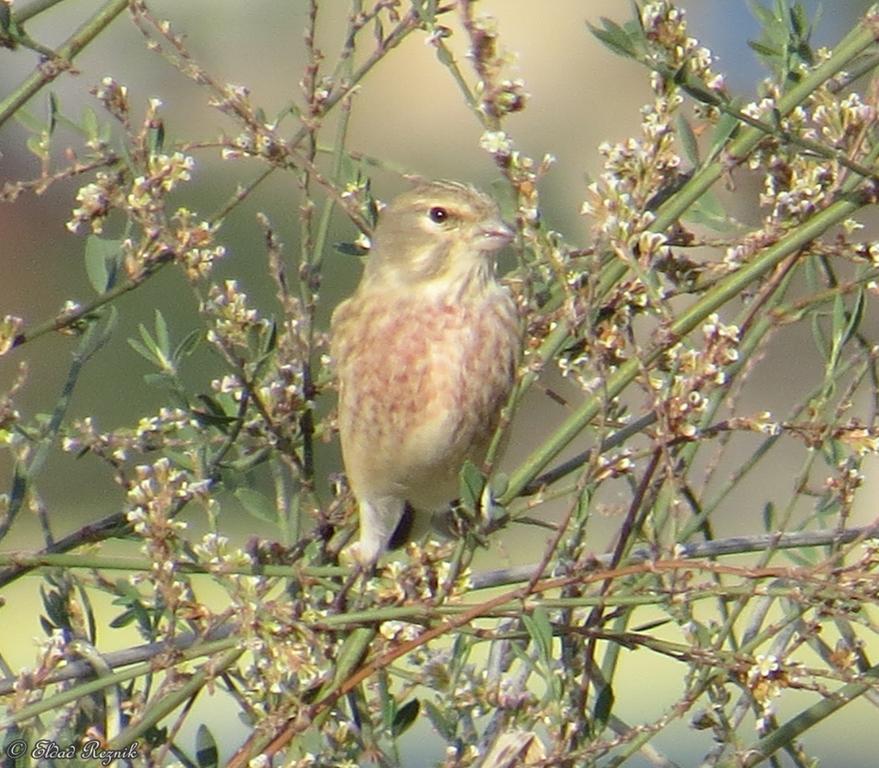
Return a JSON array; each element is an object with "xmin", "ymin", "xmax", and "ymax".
[{"xmin": 1, "ymin": 1, "xmax": 878, "ymax": 764}]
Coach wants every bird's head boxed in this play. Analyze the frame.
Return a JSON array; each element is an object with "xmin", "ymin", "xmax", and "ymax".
[{"xmin": 363, "ymin": 180, "xmax": 514, "ymax": 294}]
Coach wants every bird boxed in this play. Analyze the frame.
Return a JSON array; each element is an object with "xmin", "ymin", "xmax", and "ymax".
[{"xmin": 330, "ymin": 180, "xmax": 521, "ymax": 565}]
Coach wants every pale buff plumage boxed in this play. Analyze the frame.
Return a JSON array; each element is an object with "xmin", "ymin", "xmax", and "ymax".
[{"xmin": 331, "ymin": 181, "xmax": 520, "ymax": 564}]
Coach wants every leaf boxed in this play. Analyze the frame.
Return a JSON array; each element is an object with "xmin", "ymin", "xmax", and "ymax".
[
  {"xmin": 522, "ymin": 607, "xmax": 554, "ymax": 668},
  {"xmin": 413, "ymin": 0, "xmax": 437, "ymax": 26},
  {"xmin": 682, "ymin": 190, "xmax": 735, "ymax": 232},
  {"xmin": 79, "ymin": 306, "xmax": 117, "ymax": 359},
  {"xmin": 811, "ymin": 312, "xmax": 830, "ymax": 361},
  {"xmin": 840, "ymin": 288, "xmax": 865, "ymax": 350},
  {"xmin": 76, "ymin": 581, "xmax": 97, "ymax": 645},
  {"xmin": 235, "ymin": 487, "xmax": 278, "ymax": 524},
  {"xmin": 330, "ymin": 627, "xmax": 376, "ymax": 690},
  {"xmin": 830, "ymin": 293, "xmax": 846, "ymax": 352},
  {"xmin": 259, "ymin": 319, "xmax": 278, "ymax": 357},
  {"xmin": 15, "ymin": 109, "xmax": 44, "ymax": 134},
  {"xmin": 707, "ymin": 110, "xmax": 740, "ymax": 161},
  {"xmin": 109, "ymin": 608, "xmax": 137, "ymax": 628},
  {"xmin": 136, "ymin": 322, "xmax": 162, "ymax": 364},
  {"xmin": 434, "ymin": 41, "xmax": 455, "ymax": 67},
  {"xmin": 747, "ymin": 39, "xmax": 781, "ymax": 58},
  {"xmin": 82, "ymin": 106, "xmax": 100, "ymax": 142},
  {"xmin": 588, "ymin": 18, "xmax": 636, "ymax": 59},
  {"xmin": 762, "ymin": 501, "xmax": 775, "ymax": 532},
  {"xmin": 593, "ymin": 682, "xmax": 615, "ymax": 729},
  {"xmin": 26, "ymin": 134, "xmax": 47, "ymax": 160},
  {"xmin": 391, "ymin": 698, "xmax": 421, "ymax": 737},
  {"xmin": 84, "ymin": 236, "xmax": 122, "ymax": 293},
  {"xmin": 143, "ymin": 372, "xmax": 174, "ymax": 389},
  {"xmin": 148, "ymin": 120, "xmax": 165, "ymax": 156},
  {"xmin": 789, "ymin": 3, "xmax": 809, "ymax": 39},
  {"xmin": 423, "ymin": 699, "xmax": 456, "ymax": 741},
  {"xmin": 195, "ymin": 725, "xmax": 219, "ymax": 768},
  {"xmin": 112, "ymin": 578, "xmax": 153, "ymax": 633},
  {"xmin": 154, "ymin": 309, "xmax": 171, "ymax": 361},
  {"xmin": 174, "ymin": 329, "xmax": 201, "ymax": 363},
  {"xmin": 47, "ymin": 92, "xmax": 58, "ymax": 136},
  {"xmin": 333, "ymin": 241, "xmax": 368, "ymax": 257},
  {"xmin": 748, "ymin": 0, "xmax": 778, "ymax": 29},
  {"xmin": 40, "ymin": 585, "xmax": 67, "ymax": 630},
  {"xmin": 196, "ymin": 394, "xmax": 232, "ymax": 419},
  {"xmin": 458, "ymin": 460, "xmax": 485, "ymax": 512},
  {"xmin": 676, "ymin": 112, "xmax": 700, "ymax": 166},
  {"xmin": 128, "ymin": 337, "xmax": 158, "ymax": 365}
]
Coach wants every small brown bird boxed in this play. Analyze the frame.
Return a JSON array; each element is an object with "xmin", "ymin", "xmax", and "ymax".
[{"xmin": 331, "ymin": 180, "xmax": 520, "ymax": 564}]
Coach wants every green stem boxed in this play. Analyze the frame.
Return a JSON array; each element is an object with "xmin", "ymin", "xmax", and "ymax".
[
  {"xmin": 717, "ymin": 664, "xmax": 879, "ymax": 768},
  {"xmin": 11, "ymin": 261, "xmax": 166, "ymax": 351},
  {"xmin": 0, "ymin": 0, "xmax": 130, "ymax": 128},
  {"xmin": 12, "ymin": 0, "xmax": 69, "ymax": 24},
  {"xmin": 500, "ymin": 186, "xmax": 872, "ymax": 504},
  {"xmin": 650, "ymin": 15, "xmax": 879, "ymax": 233},
  {"xmin": 0, "ymin": 636, "xmax": 239, "ymax": 730},
  {"xmin": 107, "ymin": 647, "xmax": 244, "ymax": 749}
]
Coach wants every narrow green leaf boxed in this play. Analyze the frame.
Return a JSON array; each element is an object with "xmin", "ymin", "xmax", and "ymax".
[
  {"xmin": 128, "ymin": 338, "xmax": 158, "ymax": 365},
  {"xmin": 682, "ymin": 190, "xmax": 734, "ymax": 232},
  {"xmin": 82, "ymin": 106, "xmax": 99, "ymax": 142},
  {"xmin": 522, "ymin": 607, "xmax": 553, "ymax": 668},
  {"xmin": 260, "ymin": 319, "xmax": 278, "ymax": 357},
  {"xmin": 84, "ymin": 236, "xmax": 122, "ymax": 293},
  {"xmin": 458, "ymin": 460, "xmax": 485, "ymax": 512},
  {"xmin": 593, "ymin": 682, "xmax": 615, "ymax": 729},
  {"xmin": 747, "ymin": 40, "xmax": 781, "ymax": 58},
  {"xmin": 391, "ymin": 698, "xmax": 421, "ymax": 737},
  {"xmin": 138, "ymin": 324, "xmax": 161, "ymax": 358},
  {"xmin": 811, "ymin": 312, "xmax": 829, "ymax": 360},
  {"xmin": 26, "ymin": 134, "xmax": 47, "ymax": 160},
  {"xmin": 587, "ymin": 19, "xmax": 636, "ymax": 59},
  {"xmin": 413, "ymin": 0, "xmax": 437, "ymax": 26},
  {"xmin": 154, "ymin": 309, "xmax": 171, "ymax": 359},
  {"xmin": 330, "ymin": 627, "xmax": 375, "ymax": 689},
  {"xmin": 789, "ymin": 4, "xmax": 808, "ymax": 39},
  {"xmin": 423, "ymin": 699, "xmax": 456, "ymax": 740},
  {"xmin": 47, "ymin": 92, "xmax": 58, "ymax": 136},
  {"xmin": 143, "ymin": 372, "xmax": 174, "ymax": 388},
  {"xmin": 748, "ymin": 0, "xmax": 777, "ymax": 28},
  {"xmin": 195, "ymin": 724, "xmax": 219, "ymax": 768},
  {"xmin": 707, "ymin": 110, "xmax": 740, "ymax": 160},
  {"xmin": 148, "ymin": 120, "xmax": 165, "ymax": 156},
  {"xmin": 196, "ymin": 394, "xmax": 231, "ymax": 420},
  {"xmin": 234, "ymin": 487, "xmax": 278, "ymax": 524},
  {"xmin": 676, "ymin": 112, "xmax": 700, "ymax": 166},
  {"xmin": 435, "ymin": 41, "xmax": 455, "ymax": 67},
  {"xmin": 84, "ymin": 237, "xmax": 109, "ymax": 293},
  {"xmin": 830, "ymin": 294, "xmax": 846, "ymax": 354},
  {"xmin": 840, "ymin": 288, "xmax": 865, "ymax": 349},
  {"xmin": 15, "ymin": 109, "xmax": 44, "ymax": 134},
  {"xmin": 109, "ymin": 608, "xmax": 137, "ymax": 628},
  {"xmin": 762, "ymin": 501, "xmax": 775, "ymax": 531},
  {"xmin": 76, "ymin": 581, "xmax": 97, "ymax": 645},
  {"xmin": 173, "ymin": 329, "xmax": 201, "ymax": 363},
  {"xmin": 333, "ymin": 241, "xmax": 369, "ymax": 257},
  {"xmin": 79, "ymin": 306, "xmax": 117, "ymax": 359}
]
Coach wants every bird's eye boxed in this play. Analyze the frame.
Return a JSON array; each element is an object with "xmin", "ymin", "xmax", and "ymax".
[{"xmin": 428, "ymin": 206, "xmax": 449, "ymax": 224}]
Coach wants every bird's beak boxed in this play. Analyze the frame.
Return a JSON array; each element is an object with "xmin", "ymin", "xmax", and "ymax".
[{"xmin": 477, "ymin": 219, "xmax": 515, "ymax": 252}]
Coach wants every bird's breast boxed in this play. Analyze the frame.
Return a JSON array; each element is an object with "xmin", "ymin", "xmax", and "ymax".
[{"xmin": 333, "ymin": 286, "xmax": 519, "ymax": 503}]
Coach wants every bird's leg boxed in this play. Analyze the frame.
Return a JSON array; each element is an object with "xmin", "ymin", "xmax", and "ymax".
[{"xmin": 356, "ymin": 496, "xmax": 406, "ymax": 565}]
